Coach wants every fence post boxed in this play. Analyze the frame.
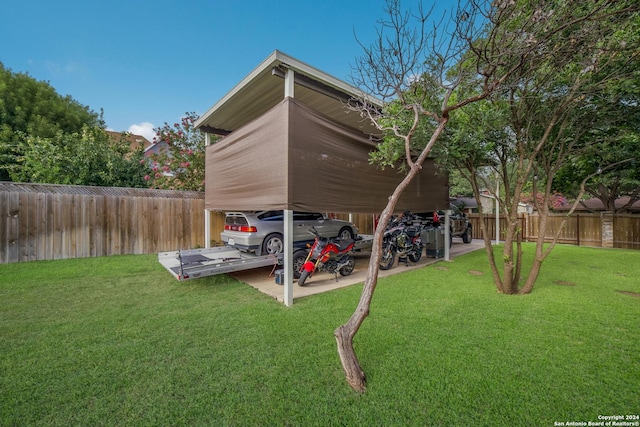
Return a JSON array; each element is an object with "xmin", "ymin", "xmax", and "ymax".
[{"xmin": 601, "ymin": 211, "xmax": 614, "ymax": 248}]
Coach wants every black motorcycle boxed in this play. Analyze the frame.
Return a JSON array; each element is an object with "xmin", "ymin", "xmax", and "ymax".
[{"xmin": 379, "ymin": 211, "xmax": 424, "ymax": 270}]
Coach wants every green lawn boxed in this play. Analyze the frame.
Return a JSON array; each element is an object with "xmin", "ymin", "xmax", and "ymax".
[{"xmin": 1, "ymin": 244, "xmax": 638, "ymax": 426}]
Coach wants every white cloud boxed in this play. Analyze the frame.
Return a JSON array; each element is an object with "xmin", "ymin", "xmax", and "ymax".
[{"xmin": 127, "ymin": 122, "xmax": 156, "ymax": 143}]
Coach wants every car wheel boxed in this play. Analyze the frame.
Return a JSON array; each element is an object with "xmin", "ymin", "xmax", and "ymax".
[
  {"xmin": 338, "ymin": 227, "xmax": 354, "ymax": 240},
  {"xmin": 462, "ymin": 226, "xmax": 472, "ymax": 243},
  {"xmin": 262, "ymin": 233, "xmax": 284, "ymax": 255}
]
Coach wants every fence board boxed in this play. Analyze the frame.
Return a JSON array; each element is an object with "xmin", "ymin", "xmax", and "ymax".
[
  {"xmin": 87, "ymin": 195, "xmax": 96, "ymax": 257},
  {"xmin": 6, "ymin": 192, "xmax": 19, "ymax": 262},
  {"xmin": 44, "ymin": 194, "xmax": 55, "ymax": 260},
  {"xmin": 615, "ymin": 215, "xmax": 640, "ymax": 249},
  {"xmin": 209, "ymin": 210, "xmax": 226, "ymax": 246},
  {"xmin": 95, "ymin": 196, "xmax": 106, "ymax": 257},
  {"xmin": 579, "ymin": 214, "xmax": 602, "ymax": 247},
  {"xmin": 24, "ymin": 193, "xmax": 37, "ymax": 261},
  {"xmin": 0, "ymin": 192, "xmax": 6, "ymax": 263}
]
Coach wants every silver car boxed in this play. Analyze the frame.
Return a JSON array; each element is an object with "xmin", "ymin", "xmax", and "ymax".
[{"xmin": 221, "ymin": 211, "xmax": 359, "ymax": 255}]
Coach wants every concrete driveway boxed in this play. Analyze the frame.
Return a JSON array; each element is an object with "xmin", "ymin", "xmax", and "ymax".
[{"xmin": 230, "ymin": 239, "xmax": 485, "ymax": 302}]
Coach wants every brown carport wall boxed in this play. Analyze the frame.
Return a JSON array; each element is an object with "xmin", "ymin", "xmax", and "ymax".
[
  {"xmin": 204, "ymin": 97, "xmax": 449, "ymax": 213},
  {"xmin": 196, "ymin": 51, "xmax": 449, "ymax": 305}
]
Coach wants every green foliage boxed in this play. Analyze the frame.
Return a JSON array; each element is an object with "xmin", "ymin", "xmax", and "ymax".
[
  {"xmin": 370, "ymin": 97, "xmax": 440, "ymax": 170},
  {"xmin": 554, "ymin": 132, "xmax": 640, "ymax": 210},
  {"xmin": 10, "ymin": 126, "xmax": 148, "ymax": 187},
  {"xmin": 144, "ymin": 112, "xmax": 214, "ymax": 191},
  {"xmin": 448, "ymin": 168, "xmax": 475, "ymax": 197},
  {"xmin": 437, "ymin": 98, "xmax": 511, "ymax": 171},
  {"xmin": 0, "ymin": 62, "xmax": 102, "ymax": 137},
  {"xmin": 424, "ymin": 0, "xmax": 640, "ymax": 293},
  {"xmin": 551, "ymin": 13, "xmax": 640, "ymax": 210},
  {"xmin": 0, "ymin": 245, "xmax": 638, "ymax": 425},
  {"xmin": 0, "ymin": 62, "xmax": 104, "ymax": 182},
  {"xmin": 0, "ymin": 126, "xmax": 23, "ymax": 181}
]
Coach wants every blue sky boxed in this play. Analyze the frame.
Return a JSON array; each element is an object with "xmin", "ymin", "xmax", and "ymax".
[{"xmin": 1, "ymin": 0, "xmax": 423, "ymax": 142}]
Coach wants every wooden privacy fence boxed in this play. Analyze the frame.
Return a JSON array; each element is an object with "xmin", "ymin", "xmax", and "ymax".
[
  {"xmin": 467, "ymin": 212, "xmax": 640, "ymax": 250},
  {"xmin": 0, "ymin": 183, "xmax": 208, "ymax": 264},
  {"xmin": 467, "ymin": 213, "xmax": 527, "ymax": 243},
  {"xmin": 2, "ymin": 183, "xmax": 639, "ymax": 264}
]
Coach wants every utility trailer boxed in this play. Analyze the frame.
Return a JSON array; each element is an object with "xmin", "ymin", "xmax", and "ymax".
[
  {"xmin": 158, "ymin": 246, "xmax": 282, "ymax": 281},
  {"xmin": 158, "ymin": 235, "xmax": 373, "ymax": 281}
]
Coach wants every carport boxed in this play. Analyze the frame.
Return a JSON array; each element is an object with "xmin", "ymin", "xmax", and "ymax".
[{"xmin": 194, "ymin": 50, "xmax": 449, "ymax": 306}]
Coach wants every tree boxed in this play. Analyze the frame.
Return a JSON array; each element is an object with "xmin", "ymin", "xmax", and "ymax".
[
  {"xmin": 552, "ymin": 63, "xmax": 640, "ymax": 212},
  {"xmin": 554, "ymin": 133, "xmax": 640, "ymax": 213},
  {"xmin": 443, "ymin": 1, "xmax": 639, "ymax": 294},
  {"xmin": 10, "ymin": 126, "xmax": 148, "ymax": 188},
  {"xmin": 0, "ymin": 62, "xmax": 102, "ymax": 180},
  {"xmin": 143, "ymin": 113, "xmax": 215, "ymax": 191},
  {"xmin": 335, "ymin": 0, "xmax": 639, "ymax": 393},
  {"xmin": 333, "ymin": 0, "xmax": 544, "ymax": 392}
]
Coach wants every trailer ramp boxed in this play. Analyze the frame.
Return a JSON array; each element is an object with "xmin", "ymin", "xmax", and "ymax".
[{"xmin": 158, "ymin": 246, "xmax": 282, "ymax": 281}]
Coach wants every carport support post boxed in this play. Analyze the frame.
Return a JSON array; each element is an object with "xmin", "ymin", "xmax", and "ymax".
[
  {"xmin": 283, "ymin": 209, "xmax": 294, "ymax": 306},
  {"xmin": 204, "ymin": 209, "xmax": 210, "ymax": 248},
  {"xmin": 444, "ymin": 209, "xmax": 451, "ymax": 261},
  {"xmin": 204, "ymin": 133, "xmax": 212, "ymax": 249},
  {"xmin": 282, "ymin": 69, "xmax": 295, "ymax": 306}
]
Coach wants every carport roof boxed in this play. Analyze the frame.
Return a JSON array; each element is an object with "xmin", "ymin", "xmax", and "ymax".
[{"xmin": 194, "ymin": 50, "xmax": 383, "ymax": 136}]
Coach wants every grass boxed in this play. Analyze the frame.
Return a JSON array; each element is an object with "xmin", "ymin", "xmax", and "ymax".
[{"xmin": 1, "ymin": 244, "xmax": 638, "ymax": 426}]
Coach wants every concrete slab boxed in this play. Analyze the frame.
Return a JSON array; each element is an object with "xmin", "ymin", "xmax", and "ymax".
[{"xmin": 229, "ymin": 239, "xmax": 485, "ymax": 302}]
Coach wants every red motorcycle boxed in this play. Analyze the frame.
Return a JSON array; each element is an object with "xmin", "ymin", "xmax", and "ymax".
[{"xmin": 293, "ymin": 227, "xmax": 356, "ymax": 286}]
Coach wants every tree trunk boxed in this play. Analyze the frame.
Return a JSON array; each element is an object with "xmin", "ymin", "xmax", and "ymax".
[
  {"xmin": 334, "ymin": 321, "xmax": 368, "ymax": 392},
  {"xmin": 333, "ymin": 264, "xmax": 378, "ymax": 392},
  {"xmin": 520, "ymin": 246, "xmax": 544, "ymax": 294},
  {"xmin": 468, "ymin": 174, "xmax": 505, "ymax": 292},
  {"xmin": 502, "ymin": 213, "xmax": 525, "ymax": 294},
  {"xmin": 502, "ymin": 241, "xmax": 516, "ymax": 294},
  {"xmin": 521, "ymin": 206, "xmax": 550, "ymax": 294},
  {"xmin": 333, "ymin": 191, "xmax": 396, "ymax": 393},
  {"xmin": 335, "ymin": 120, "xmax": 449, "ymax": 392},
  {"xmin": 514, "ymin": 224, "xmax": 523, "ymax": 286}
]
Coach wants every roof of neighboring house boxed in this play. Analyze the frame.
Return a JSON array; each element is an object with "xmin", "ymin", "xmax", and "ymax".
[
  {"xmin": 556, "ymin": 196, "xmax": 640, "ymax": 212},
  {"xmin": 106, "ymin": 131, "xmax": 152, "ymax": 152},
  {"xmin": 143, "ymin": 140, "xmax": 170, "ymax": 157}
]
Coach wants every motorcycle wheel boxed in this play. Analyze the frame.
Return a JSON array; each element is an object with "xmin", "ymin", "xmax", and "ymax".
[
  {"xmin": 292, "ymin": 250, "xmax": 308, "ymax": 280},
  {"xmin": 339, "ymin": 257, "xmax": 355, "ymax": 276},
  {"xmin": 379, "ymin": 245, "xmax": 396, "ymax": 270},
  {"xmin": 298, "ymin": 270, "xmax": 311, "ymax": 286},
  {"xmin": 408, "ymin": 247, "xmax": 422, "ymax": 262}
]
